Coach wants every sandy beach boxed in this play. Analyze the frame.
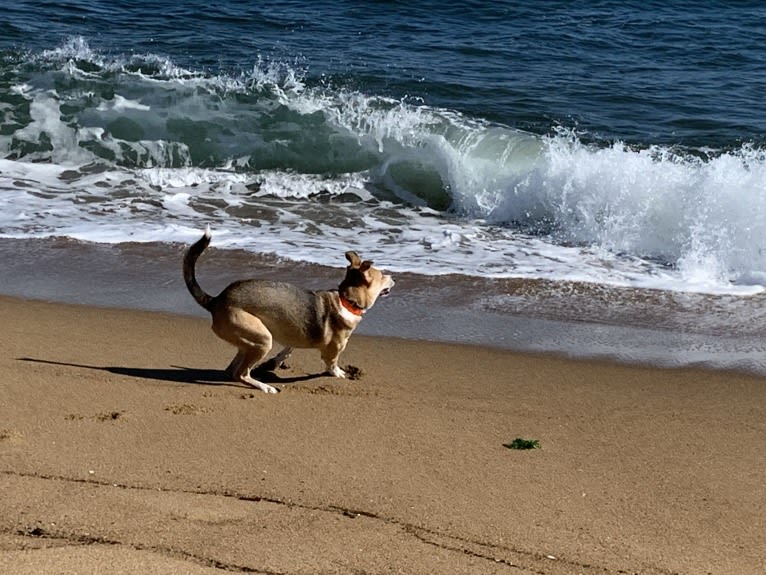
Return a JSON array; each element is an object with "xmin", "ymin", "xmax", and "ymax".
[{"xmin": 0, "ymin": 295, "xmax": 764, "ymax": 574}]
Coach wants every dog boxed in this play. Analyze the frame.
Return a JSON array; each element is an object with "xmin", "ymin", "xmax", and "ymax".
[{"xmin": 183, "ymin": 227, "xmax": 394, "ymax": 393}]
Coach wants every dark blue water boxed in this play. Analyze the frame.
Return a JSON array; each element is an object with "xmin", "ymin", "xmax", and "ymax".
[{"xmin": 4, "ymin": 0, "xmax": 766, "ymax": 148}]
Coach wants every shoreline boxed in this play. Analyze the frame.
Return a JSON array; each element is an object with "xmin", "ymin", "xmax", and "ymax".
[
  {"xmin": 1, "ymin": 295, "xmax": 765, "ymax": 574},
  {"xmin": 3, "ymin": 237, "xmax": 766, "ymax": 376}
]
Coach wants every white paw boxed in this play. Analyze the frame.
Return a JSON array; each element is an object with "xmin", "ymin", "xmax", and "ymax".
[
  {"xmin": 328, "ymin": 365, "xmax": 346, "ymax": 378},
  {"xmin": 252, "ymin": 381, "xmax": 279, "ymax": 394}
]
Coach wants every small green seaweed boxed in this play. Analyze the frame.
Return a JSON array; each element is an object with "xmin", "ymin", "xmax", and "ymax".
[{"xmin": 503, "ymin": 438, "xmax": 541, "ymax": 450}]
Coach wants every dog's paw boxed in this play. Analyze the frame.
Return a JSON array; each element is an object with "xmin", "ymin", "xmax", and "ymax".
[
  {"xmin": 248, "ymin": 380, "xmax": 280, "ymax": 394},
  {"xmin": 328, "ymin": 365, "xmax": 346, "ymax": 378}
]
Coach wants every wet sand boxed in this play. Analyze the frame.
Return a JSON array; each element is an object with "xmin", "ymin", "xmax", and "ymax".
[
  {"xmin": 3, "ymin": 237, "xmax": 766, "ymax": 374},
  {"xmin": 1, "ymin": 295, "xmax": 765, "ymax": 574}
]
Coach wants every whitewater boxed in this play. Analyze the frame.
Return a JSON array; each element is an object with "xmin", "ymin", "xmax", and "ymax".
[{"xmin": 2, "ymin": 38, "xmax": 766, "ymax": 297}]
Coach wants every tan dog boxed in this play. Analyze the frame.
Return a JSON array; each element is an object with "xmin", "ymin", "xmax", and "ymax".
[{"xmin": 183, "ymin": 228, "xmax": 394, "ymax": 393}]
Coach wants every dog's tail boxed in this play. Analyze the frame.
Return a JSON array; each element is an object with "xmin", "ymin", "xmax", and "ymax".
[{"xmin": 183, "ymin": 226, "xmax": 215, "ymax": 311}]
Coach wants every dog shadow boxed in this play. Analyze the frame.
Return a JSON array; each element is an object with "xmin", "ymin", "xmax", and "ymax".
[{"xmin": 17, "ymin": 357, "xmax": 320, "ymax": 388}]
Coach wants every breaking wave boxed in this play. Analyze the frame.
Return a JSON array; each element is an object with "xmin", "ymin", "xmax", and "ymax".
[{"xmin": 2, "ymin": 38, "xmax": 766, "ymax": 292}]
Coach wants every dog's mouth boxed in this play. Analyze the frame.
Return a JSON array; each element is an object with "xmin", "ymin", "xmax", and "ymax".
[{"xmin": 380, "ymin": 287, "xmax": 392, "ymax": 297}]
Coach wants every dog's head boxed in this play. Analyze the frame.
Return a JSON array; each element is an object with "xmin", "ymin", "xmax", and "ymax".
[{"xmin": 338, "ymin": 251, "xmax": 394, "ymax": 314}]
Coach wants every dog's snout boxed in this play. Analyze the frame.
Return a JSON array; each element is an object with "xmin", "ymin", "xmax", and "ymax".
[{"xmin": 380, "ymin": 274, "xmax": 395, "ymax": 296}]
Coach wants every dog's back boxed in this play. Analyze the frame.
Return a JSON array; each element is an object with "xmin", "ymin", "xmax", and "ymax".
[{"xmin": 212, "ymin": 280, "xmax": 332, "ymax": 347}]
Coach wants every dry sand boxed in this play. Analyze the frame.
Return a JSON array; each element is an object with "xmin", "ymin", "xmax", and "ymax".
[{"xmin": 1, "ymin": 295, "xmax": 764, "ymax": 574}]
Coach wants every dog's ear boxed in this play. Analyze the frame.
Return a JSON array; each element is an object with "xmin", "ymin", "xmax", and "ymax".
[
  {"xmin": 360, "ymin": 260, "xmax": 373, "ymax": 272},
  {"xmin": 345, "ymin": 251, "xmax": 362, "ymax": 268}
]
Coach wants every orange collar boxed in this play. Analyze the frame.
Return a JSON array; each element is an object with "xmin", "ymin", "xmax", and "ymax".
[{"xmin": 339, "ymin": 294, "xmax": 365, "ymax": 316}]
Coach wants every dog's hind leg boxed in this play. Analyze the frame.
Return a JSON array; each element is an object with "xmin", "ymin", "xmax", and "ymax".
[
  {"xmin": 236, "ymin": 348, "xmax": 280, "ymax": 394},
  {"xmin": 225, "ymin": 350, "xmax": 245, "ymax": 378},
  {"xmin": 212, "ymin": 308, "xmax": 278, "ymax": 394}
]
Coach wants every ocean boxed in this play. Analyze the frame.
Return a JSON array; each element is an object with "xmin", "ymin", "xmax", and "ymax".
[{"xmin": 3, "ymin": 1, "xmax": 766, "ymax": 372}]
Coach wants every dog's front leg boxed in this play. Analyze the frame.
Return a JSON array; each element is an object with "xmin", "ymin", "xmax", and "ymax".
[
  {"xmin": 321, "ymin": 340, "xmax": 347, "ymax": 378},
  {"xmin": 257, "ymin": 346, "xmax": 293, "ymax": 373}
]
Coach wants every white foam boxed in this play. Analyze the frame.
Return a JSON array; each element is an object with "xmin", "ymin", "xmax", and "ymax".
[
  {"xmin": 2, "ymin": 153, "xmax": 764, "ymax": 296},
  {"xmin": 97, "ymin": 95, "xmax": 151, "ymax": 112},
  {"xmin": 9, "ymin": 91, "xmax": 90, "ymax": 164}
]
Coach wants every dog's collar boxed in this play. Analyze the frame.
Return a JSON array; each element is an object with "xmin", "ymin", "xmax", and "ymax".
[{"xmin": 339, "ymin": 294, "xmax": 365, "ymax": 317}]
